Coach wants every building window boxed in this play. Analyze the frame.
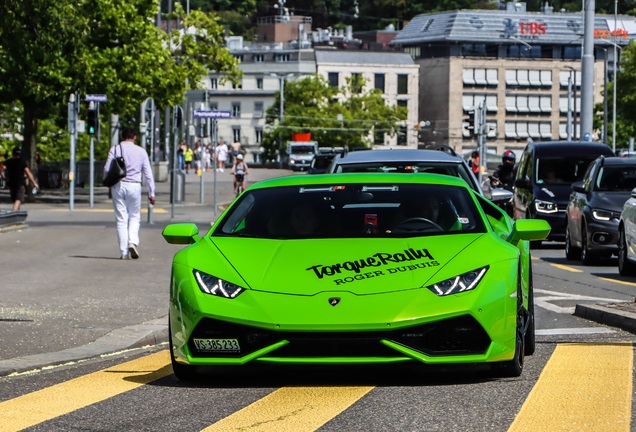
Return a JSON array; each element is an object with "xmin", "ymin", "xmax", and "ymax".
[
  {"xmin": 232, "ymin": 79, "xmax": 242, "ymax": 90},
  {"xmin": 276, "ymin": 53, "xmax": 291, "ymax": 62},
  {"xmin": 505, "ymin": 95, "xmax": 550, "ymax": 113},
  {"xmin": 507, "ymin": 45, "xmax": 542, "ymax": 58},
  {"xmin": 232, "ymin": 102, "xmax": 241, "ymax": 118},
  {"xmin": 460, "ymin": 44, "xmax": 498, "ymax": 57},
  {"xmin": 397, "ymin": 74, "xmax": 408, "ymax": 95},
  {"xmin": 404, "ymin": 46, "xmax": 421, "ymax": 59},
  {"xmin": 210, "ymin": 78, "xmax": 218, "ymax": 90},
  {"xmin": 397, "ymin": 99, "xmax": 408, "ymax": 110},
  {"xmin": 375, "ymin": 73, "xmax": 385, "ymax": 93},
  {"xmin": 234, "ymin": 54, "xmax": 244, "ymax": 62},
  {"xmin": 256, "ymin": 78, "xmax": 263, "ymax": 89},
  {"xmin": 559, "ymin": 70, "xmax": 581, "ymax": 88},
  {"xmin": 253, "ymin": 102, "xmax": 264, "ymax": 119},
  {"xmin": 374, "ymin": 130, "xmax": 385, "ymax": 145},
  {"xmin": 560, "ymin": 123, "xmax": 580, "ymax": 139},
  {"xmin": 232, "ymin": 127, "xmax": 241, "ymax": 143},
  {"xmin": 462, "ymin": 94, "xmax": 498, "ymax": 113},
  {"xmin": 351, "ymin": 73, "xmax": 362, "ymax": 93},
  {"xmin": 254, "ymin": 54, "xmax": 265, "ymax": 62},
  {"xmin": 563, "ymin": 46, "xmax": 582, "ymax": 60},
  {"xmin": 559, "ymin": 95, "xmax": 581, "ymax": 113},
  {"xmin": 505, "ymin": 122, "xmax": 552, "ymax": 140},
  {"xmin": 328, "ymin": 72, "xmax": 339, "ymax": 87},
  {"xmin": 463, "ymin": 68, "xmax": 498, "ymax": 86},
  {"xmin": 255, "ymin": 128, "xmax": 263, "ymax": 144},
  {"xmin": 397, "ymin": 126, "xmax": 408, "ymax": 146}
]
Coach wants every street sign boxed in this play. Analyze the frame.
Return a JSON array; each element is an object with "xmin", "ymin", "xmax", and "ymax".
[
  {"xmin": 193, "ymin": 110, "xmax": 231, "ymax": 119},
  {"xmin": 584, "ymin": 132, "xmax": 591, "ymax": 141},
  {"xmin": 85, "ymin": 94, "xmax": 108, "ymax": 102}
]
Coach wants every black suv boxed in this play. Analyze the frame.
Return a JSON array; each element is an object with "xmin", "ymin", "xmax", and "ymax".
[
  {"xmin": 514, "ymin": 142, "xmax": 614, "ymax": 243},
  {"xmin": 565, "ymin": 157, "xmax": 636, "ymax": 264}
]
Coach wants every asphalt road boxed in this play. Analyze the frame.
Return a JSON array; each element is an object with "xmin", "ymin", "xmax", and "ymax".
[{"xmin": 2, "ymin": 238, "xmax": 636, "ymax": 431}]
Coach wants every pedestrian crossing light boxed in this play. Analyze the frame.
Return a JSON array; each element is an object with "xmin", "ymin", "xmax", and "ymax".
[
  {"xmin": 463, "ymin": 110, "xmax": 475, "ymax": 138},
  {"xmin": 87, "ymin": 108, "xmax": 98, "ymax": 135}
]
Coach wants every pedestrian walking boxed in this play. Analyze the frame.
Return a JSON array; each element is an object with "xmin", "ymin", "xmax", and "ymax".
[
  {"xmin": 216, "ymin": 140, "xmax": 228, "ymax": 172},
  {"xmin": 193, "ymin": 141, "xmax": 202, "ymax": 175},
  {"xmin": 1, "ymin": 147, "xmax": 39, "ymax": 211},
  {"xmin": 184, "ymin": 145, "xmax": 193, "ymax": 174},
  {"xmin": 103, "ymin": 127, "xmax": 155, "ymax": 260},
  {"xmin": 204, "ymin": 144, "xmax": 212, "ymax": 172}
]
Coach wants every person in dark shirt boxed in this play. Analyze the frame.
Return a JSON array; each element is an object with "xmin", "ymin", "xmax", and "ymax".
[
  {"xmin": 1, "ymin": 147, "xmax": 39, "ymax": 211},
  {"xmin": 493, "ymin": 150, "xmax": 517, "ymax": 191}
]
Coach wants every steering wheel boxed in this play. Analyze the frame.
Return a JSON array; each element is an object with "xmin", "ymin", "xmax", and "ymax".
[{"xmin": 391, "ymin": 217, "xmax": 444, "ymax": 233}]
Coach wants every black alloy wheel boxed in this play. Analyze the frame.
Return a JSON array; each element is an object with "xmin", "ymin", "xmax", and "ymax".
[
  {"xmin": 581, "ymin": 223, "xmax": 598, "ymax": 266},
  {"xmin": 565, "ymin": 223, "xmax": 581, "ymax": 261},
  {"xmin": 618, "ymin": 226, "xmax": 636, "ymax": 276}
]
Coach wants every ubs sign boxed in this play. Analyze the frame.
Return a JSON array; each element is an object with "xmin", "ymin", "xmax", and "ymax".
[{"xmin": 520, "ymin": 22, "xmax": 546, "ymax": 35}]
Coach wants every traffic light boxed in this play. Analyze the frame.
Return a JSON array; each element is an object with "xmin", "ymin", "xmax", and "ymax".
[
  {"xmin": 87, "ymin": 108, "xmax": 98, "ymax": 135},
  {"xmin": 463, "ymin": 110, "xmax": 475, "ymax": 138}
]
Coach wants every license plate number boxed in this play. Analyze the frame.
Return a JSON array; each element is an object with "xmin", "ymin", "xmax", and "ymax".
[{"xmin": 193, "ymin": 338, "xmax": 241, "ymax": 353}]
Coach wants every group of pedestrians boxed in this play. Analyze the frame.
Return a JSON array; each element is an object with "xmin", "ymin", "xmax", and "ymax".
[{"xmin": 176, "ymin": 140, "xmax": 243, "ymax": 174}]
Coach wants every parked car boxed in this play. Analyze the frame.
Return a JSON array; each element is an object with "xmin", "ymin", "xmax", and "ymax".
[
  {"xmin": 618, "ymin": 187, "xmax": 636, "ymax": 275},
  {"xmin": 565, "ymin": 157, "xmax": 636, "ymax": 264},
  {"xmin": 514, "ymin": 142, "xmax": 614, "ymax": 244},
  {"xmin": 308, "ymin": 154, "xmax": 338, "ymax": 174}
]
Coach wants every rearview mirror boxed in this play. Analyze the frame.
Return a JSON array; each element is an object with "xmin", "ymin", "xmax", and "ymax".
[
  {"xmin": 507, "ymin": 219, "xmax": 551, "ymax": 244},
  {"xmin": 572, "ymin": 181, "xmax": 586, "ymax": 193},
  {"xmin": 490, "ymin": 188, "xmax": 513, "ymax": 204},
  {"xmin": 162, "ymin": 223, "xmax": 200, "ymax": 245},
  {"xmin": 514, "ymin": 178, "xmax": 529, "ymax": 189}
]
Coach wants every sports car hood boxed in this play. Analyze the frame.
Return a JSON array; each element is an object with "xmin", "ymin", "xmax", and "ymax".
[{"xmin": 211, "ymin": 234, "xmax": 484, "ymax": 295}]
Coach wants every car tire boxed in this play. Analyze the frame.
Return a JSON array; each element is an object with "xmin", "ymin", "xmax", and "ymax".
[
  {"xmin": 565, "ymin": 223, "xmax": 581, "ymax": 261},
  {"xmin": 618, "ymin": 226, "xmax": 636, "ymax": 276},
  {"xmin": 524, "ymin": 259, "xmax": 535, "ymax": 356},
  {"xmin": 169, "ymin": 317, "xmax": 199, "ymax": 381},
  {"xmin": 581, "ymin": 223, "xmax": 599, "ymax": 266},
  {"xmin": 493, "ymin": 269, "xmax": 525, "ymax": 377}
]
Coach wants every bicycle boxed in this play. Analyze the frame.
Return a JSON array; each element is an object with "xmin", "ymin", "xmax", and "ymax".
[{"xmin": 235, "ymin": 173, "xmax": 245, "ymax": 198}]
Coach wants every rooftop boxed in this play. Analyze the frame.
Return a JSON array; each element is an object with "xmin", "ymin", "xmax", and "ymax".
[{"xmin": 392, "ymin": 9, "xmax": 636, "ymax": 46}]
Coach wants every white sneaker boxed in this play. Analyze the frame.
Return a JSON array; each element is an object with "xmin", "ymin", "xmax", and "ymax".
[
  {"xmin": 128, "ymin": 244, "xmax": 139, "ymax": 259},
  {"xmin": 220, "ymin": 168, "xmax": 225, "ymax": 173},
  {"xmin": 120, "ymin": 254, "xmax": 130, "ymax": 260}
]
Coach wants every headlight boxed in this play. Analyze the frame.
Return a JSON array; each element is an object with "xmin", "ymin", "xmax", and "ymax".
[
  {"xmin": 193, "ymin": 270, "xmax": 246, "ymax": 298},
  {"xmin": 535, "ymin": 199, "xmax": 557, "ymax": 214},
  {"xmin": 426, "ymin": 266, "xmax": 489, "ymax": 296},
  {"xmin": 592, "ymin": 208, "xmax": 620, "ymax": 221},
  {"xmin": 290, "ymin": 159, "xmax": 296, "ymax": 164}
]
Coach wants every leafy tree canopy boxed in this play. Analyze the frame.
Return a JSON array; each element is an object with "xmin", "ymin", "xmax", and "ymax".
[{"xmin": 261, "ymin": 75, "xmax": 407, "ymax": 161}]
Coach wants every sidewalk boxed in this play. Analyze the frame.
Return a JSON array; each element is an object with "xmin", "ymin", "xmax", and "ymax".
[{"xmin": 0, "ymin": 168, "xmax": 294, "ymax": 376}]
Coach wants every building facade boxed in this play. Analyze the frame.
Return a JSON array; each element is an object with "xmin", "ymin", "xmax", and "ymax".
[
  {"xmin": 315, "ymin": 50, "xmax": 420, "ymax": 148},
  {"xmin": 392, "ymin": 4, "xmax": 635, "ymax": 155}
]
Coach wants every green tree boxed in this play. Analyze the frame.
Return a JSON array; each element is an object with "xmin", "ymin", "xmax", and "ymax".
[
  {"xmin": 0, "ymin": 0, "xmax": 238, "ymax": 194},
  {"xmin": 261, "ymin": 75, "xmax": 407, "ymax": 161},
  {"xmin": 595, "ymin": 42, "xmax": 636, "ymax": 149}
]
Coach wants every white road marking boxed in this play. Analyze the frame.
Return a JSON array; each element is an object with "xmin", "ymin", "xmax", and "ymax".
[
  {"xmin": 534, "ymin": 289, "xmax": 628, "ymax": 314},
  {"xmin": 536, "ymin": 327, "xmax": 616, "ymax": 335}
]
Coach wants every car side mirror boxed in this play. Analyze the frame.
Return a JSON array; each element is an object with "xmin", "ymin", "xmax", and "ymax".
[
  {"xmin": 163, "ymin": 223, "xmax": 200, "ymax": 245},
  {"xmin": 514, "ymin": 178, "xmax": 529, "ymax": 189},
  {"xmin": 490, "ymin": 188, "xmax": 513, "ymax": 204},
  {"xmin": 572, "ymin": 181, "xmax": 586, "ymax": 193},
  {"xmin": 507, "ymin": 219, "xmax": 551, "ymax": 244},
  {"xmin": 632, "ymin": 188, "xmax": 636, "ymax": 199}
]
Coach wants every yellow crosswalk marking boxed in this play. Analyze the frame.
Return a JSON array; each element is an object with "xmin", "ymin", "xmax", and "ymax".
[
  {"xmin": 508, "ymin": 343, "xmax": 633, "ymax": 431},
  {"xmin": 549, "ymin": 263, "xmax": 583, "ymax": 273},
  {"xmin": 0, "ymin": 350, "xmax": 171, "ymax": 432},
  {"xmin": 201, "ymin": 386, "xmax": 374, "ymax": 432}
]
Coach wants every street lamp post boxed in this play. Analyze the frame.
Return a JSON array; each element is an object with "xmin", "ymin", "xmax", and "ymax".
[
  {"xmin": 565, "ymin": 66, "xmax": 578, "ymax": 140},
  {"xmin": 141, "ymin": 98, "xmax": 155, "ymax": 224},
  {"xmin": 613, "ymin": 0, "xmax": 618, "ymax": 152},
  {"xmin": 600, "ymin": 47, "xmax": 609, "ymax": 146},
  {"xmin": 269, "ymin": 73, "xmax": 297, "ymax": 168}
]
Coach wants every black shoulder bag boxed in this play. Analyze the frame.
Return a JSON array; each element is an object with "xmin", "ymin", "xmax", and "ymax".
[{"xmin": 103, "ymin": 144, "xmax": 127, "ymax": 187}]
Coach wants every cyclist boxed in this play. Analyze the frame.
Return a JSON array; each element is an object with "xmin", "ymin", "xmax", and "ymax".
[
  {"xmin": 231, "ymin": 154, "xmax": 249, "ymax": 195},
  {"xmin": 493, "ymin": 150, "xmax": 517, "ymax": 191}
]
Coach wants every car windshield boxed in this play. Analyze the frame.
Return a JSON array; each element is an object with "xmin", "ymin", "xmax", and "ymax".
[
  {"xmin": 536, "ymin": 156, "xmax": 598, "ymax": 185},
  {"xmin": 595, "ymin": 165, "xmax": 636, "ymax": 191},
  {"xmin": 334, "ymin": 162, "xmax": 477, "ymax": 191},
  {"xmin": 291, "ymin": 146, "xmax": 315, "ymax": 155},
  {"xmin": 214, "ymin": 183, "xmax": 485, "ymax": 239},
  {"xmin": 311, "ymin": 155, "xmax": 335, "ymax": 170}
]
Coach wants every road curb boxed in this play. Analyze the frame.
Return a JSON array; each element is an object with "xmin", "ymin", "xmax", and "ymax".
[
  {"xmin": 0, "ymin": 316, "xmax": 168, "ymax": 377},
  {"xmin": 0, "ymin": 223, "xmax": 28, "ymax": 234},
  {"xmin": 574, "ymin": 303, "xmax": 636, "ymax": 334}
]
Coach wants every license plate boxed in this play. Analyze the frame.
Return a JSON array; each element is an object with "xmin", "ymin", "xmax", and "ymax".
[{"xmin": 193, "ymin": 338, "xmax": 241, "ymax": 353}]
